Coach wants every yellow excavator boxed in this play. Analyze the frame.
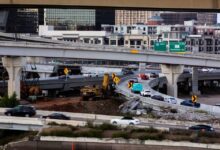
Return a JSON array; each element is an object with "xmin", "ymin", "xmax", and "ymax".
[{"xmin": 80, "ymin": 73, "xmax": 110, "ymax": 101}]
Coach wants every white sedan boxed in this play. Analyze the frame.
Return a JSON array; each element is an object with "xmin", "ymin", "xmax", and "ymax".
[
  {"xmin": 140, "ymin": 89, "xmax": 151, "ymax": 97},
  {"xmin": 110, "ymin": 117, "xmax": 140, "ymax": 125}
]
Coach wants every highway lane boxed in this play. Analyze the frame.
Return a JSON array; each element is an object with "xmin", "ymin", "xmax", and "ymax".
[{"xmin": 1, "ymin": 108, "xmax": 220, "ymax": 132}]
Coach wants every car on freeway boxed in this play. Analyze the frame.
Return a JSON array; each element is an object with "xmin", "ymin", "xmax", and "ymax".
[
  {"xmin": 164, "ymin": 97, "xmax": 177, "ymax": 104},
  {"xmin": 188, "ymin": 125, "xmax": 214, "ymax": 132},
  {"xmin": 151, "ymin": 95, "xmax": 164, "ymax": 101},
  {"xmin": 129, "ymin": 78, "xmax": 138, "ymax": 83},
  {"xmin": 138, "ymin": 74, "xmax": 149, "ymax": 80},
  {"xmin": 42, "ymin": 113, "xmax": 70, "ymax": 120},
  {"xmin": 131, "ymin": 83, "xmax": 143, "ymax": 93},
  {"xmin": 4, "ymin": 105, "xmax": 36, "ymax": 117},
  {"xmin": 180, "ymin": 100, "xmax": 200, "ymax": 108},
  {"xmin": 140, "ymin": 89, "xmax": 151, "ymax": 97},
  {"xmin": 110, "ymin": 116, "xmax": 140, "ymax": 125},
  {"xmin": 150, "ymin": 73, "xmax": 159, "ymax": 78}
]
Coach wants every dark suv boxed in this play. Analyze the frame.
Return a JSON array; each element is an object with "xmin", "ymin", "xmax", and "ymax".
[
  {"xmin": 180, "ymin": 100, "xmax": 200, "ymax": 108},
  {"xmin": 4, "ymin": 105, "xmax": 36, "ymax": 117},
  {"xmin": 189, "ymin": 125, "xmax": 214, "ymax": 132}
]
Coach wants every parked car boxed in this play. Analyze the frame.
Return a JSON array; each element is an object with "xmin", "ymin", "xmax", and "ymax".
[
  {"xmin": 189, "ymin": 125, "xmax": 214, "ymax": 132},
  {"xmin": 4, "ymin": 105, "xmax": 36, "ymax": 117},
  {"xmin": 180, "ymin": 100, "xmax": 200, "ymax": 108},
  {"xmin": 151, "ymin": 95, "xmax": 164, "ymax": 101},
  {"xmin": 150, "ymin": 73, "xmax": 159, "ymax": 78},
  {"xmin": 131, "ymin": 83, "xmax": 143, "ymax": 93},
  {"xmin": 140, "ymin": 89, "xmax": 151, "ymax": 97},
  {"xmin": 139, "ymin": 74, "xmax": 149, "ymax": 80},
  {"xmin": 42, "ymin": 113, "xmax": 70, "ymax": 120},
  {"xmin": 110, "ymin": 116, "xmax": 140, "ymax": 125},
  {"xmin": 164, "ymin": 97, "xmax": 177, "ymax": 104}
]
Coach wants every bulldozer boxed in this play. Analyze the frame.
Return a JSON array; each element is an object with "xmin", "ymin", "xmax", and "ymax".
[{"xmin": 80, "ymin": 73, "xmax": 110, "ymax": 101}]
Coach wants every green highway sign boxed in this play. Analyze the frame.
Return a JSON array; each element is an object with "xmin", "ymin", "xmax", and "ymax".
[
  {"xmin": 169, "ymin": 42, "xmax": 186, "ymax": 52},
  {"xmin": 154, "ymin": 41, "xmax": 167, "ymax": 51}
]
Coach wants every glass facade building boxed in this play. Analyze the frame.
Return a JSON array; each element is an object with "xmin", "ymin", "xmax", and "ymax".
[
  {"xmin": 44, "ymin": 9, "xmax": 115, "ymax": 30},
  {"xmin": 45, "ymin": 9, "xmax": 96, "ymax": 30}
]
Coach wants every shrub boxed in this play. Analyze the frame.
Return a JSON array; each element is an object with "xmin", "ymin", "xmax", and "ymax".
[
  {"xmin": 138, "ymin": 133, "xmax": 165, "ymax": 141},
  {"xmin": 170, "ymin": 129, "xmax": 191, "ymax": 136},
  {"xmin": 86, "ymin": 120, "xmax": 94, "ymax": 128},
  {"xmin": 73, "ymin": 129, "xmax": 102, "ymax": 138},
  {"xmin": 96, "ymin": 123, "xmax": 118, "ymax": 131},
  {"xmin": 170, "ymin": 108, "xmax": 178, "ymax": 113},
  {"xmin": 40, "ymin": 127, "xmax": 73, "ymax": 137},
  {"xmin": 0, "ymin": 93, "xmax": 19, "ymax": 107},
  {"xmin": 112, "ymin": 131, "xmax": 129, "ymax": 139}
]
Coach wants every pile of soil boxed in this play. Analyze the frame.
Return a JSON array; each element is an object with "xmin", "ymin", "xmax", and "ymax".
[{"xmin": 33, "ymin": 97, "xmax": 123, "ymax": 115}]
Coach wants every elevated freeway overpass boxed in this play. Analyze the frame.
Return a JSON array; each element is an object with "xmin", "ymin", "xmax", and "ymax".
[
  {"xmin": 1, "ymin": 41, "xmax": 220, "ymax": 98},
  {"xmin": 0, "ymin": 0, "xmax": 220, "ymax": 10},
  {"xmin": 1, "ymin": 41, "xmax": 220, "ymax": 68}
]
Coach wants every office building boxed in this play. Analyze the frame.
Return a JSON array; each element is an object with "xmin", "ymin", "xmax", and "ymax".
[
  {"xmin": 44, "ymin": 8, "xmax": 115, "ymax": 31},
  {"xmin": 115, "ymin": 10, "xmax": 158, "ymax": 25},
  {"xmin": 0, "ymin": 8, "xmax": 39, "ymax": 33}
]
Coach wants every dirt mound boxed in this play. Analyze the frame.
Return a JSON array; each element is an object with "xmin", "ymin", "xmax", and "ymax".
[{"xmin": 33, "ymin": 97, "xmax": 123, "ymax": 115}]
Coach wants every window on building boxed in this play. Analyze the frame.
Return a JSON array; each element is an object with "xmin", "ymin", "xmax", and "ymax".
[
  {"xmin": 110, "ymin": 40, "xmax": 116, "ymax": 45},
  {"xmin": 164, "ymin": 33, "xmax": 168, "ymax": 38}
]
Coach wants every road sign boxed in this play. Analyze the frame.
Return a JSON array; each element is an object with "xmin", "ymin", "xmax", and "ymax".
[
  {"xmin": 169, "ymin": 41, "xmax": 186, "ymax": 52},
  {"xmin": 64, "ymin": 67, "xmax": 69, "ymax": 75},
  {"xmin": 154, "ymin": 41, "xmax": 167, "ymax": 51},
  {"xmin": 127, "ymin": 81, "xmax": 133, "ymax": 88},
  {"xmin": 112, "ymin": 73, "xmax": 116, "ymax": 79},
  {"xmin": 191, "ymin": 95, "xmax": 197, "ymax": 103},
  {"xmin": 113, "ymin": 76, "xmax": 120, "ymax": 84}
]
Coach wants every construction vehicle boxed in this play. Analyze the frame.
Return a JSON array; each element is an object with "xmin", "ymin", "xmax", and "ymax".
[{"xmin": 80, "ymin": 73, "xmax": 110, "ymax": 101}]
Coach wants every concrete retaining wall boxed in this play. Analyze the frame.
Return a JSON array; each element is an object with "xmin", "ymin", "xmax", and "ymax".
[{"xmin": 42, "ymin": 137, "xmax": 220, "ymax": 149}]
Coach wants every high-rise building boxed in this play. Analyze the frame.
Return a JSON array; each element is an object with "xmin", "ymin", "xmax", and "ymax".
[
  {"xmin": 160, "ymin": 12, "xmax": 217, "ymax": 25},
  {"xmin": 160, "ymin": 12, "xmax": 197, "ymax": 25},
  {"xmin": 44, "ymin": 8, "xmax": 115, "ymax": 31},
  {"xmin": 115, "ymin": 10, "xmax": 158, "ymax": 25},
  {"xmin": 0, "ymin": 8, "xmax": 39, "ymax": 33},
  {"xmin": 197, "ymin": 13, "xmax": 217, "ymax": 25}
]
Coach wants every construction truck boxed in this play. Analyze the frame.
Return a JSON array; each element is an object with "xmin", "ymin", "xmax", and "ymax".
[{"xmin": 80, "ymin": 73, "xmax": 110, "ymax": 101}]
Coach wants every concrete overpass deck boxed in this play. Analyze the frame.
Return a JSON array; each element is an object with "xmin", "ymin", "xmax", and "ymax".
[{"xmin": 1, "ymin": 41, "xmax": 220, "ymax": 68}]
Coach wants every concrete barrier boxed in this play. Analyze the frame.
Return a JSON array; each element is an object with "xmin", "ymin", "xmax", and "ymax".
[{"xmin": 40, "ymin": 136, "xmax": 220, "ymax": 149}]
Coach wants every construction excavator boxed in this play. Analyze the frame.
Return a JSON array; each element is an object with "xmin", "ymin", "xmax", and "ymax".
[{"xmin": 80, "ymin": 73, "xmax": 110, "ymax": 101}]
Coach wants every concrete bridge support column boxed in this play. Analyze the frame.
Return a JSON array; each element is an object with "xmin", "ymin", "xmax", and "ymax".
[
  {"xmin": 192, "ymin": 67, "xmax": 200, "ymax": 95},
  {"xmin": 161, "ymin": 64, "xmax": 184, "ymax": 97},
  {"xmin": 2, "ymin": 57, "xmax": 26, "ymax": 99},
  {"xmin": 139, "ymin": 63, "xmax": 146, "ymax": 73}
]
